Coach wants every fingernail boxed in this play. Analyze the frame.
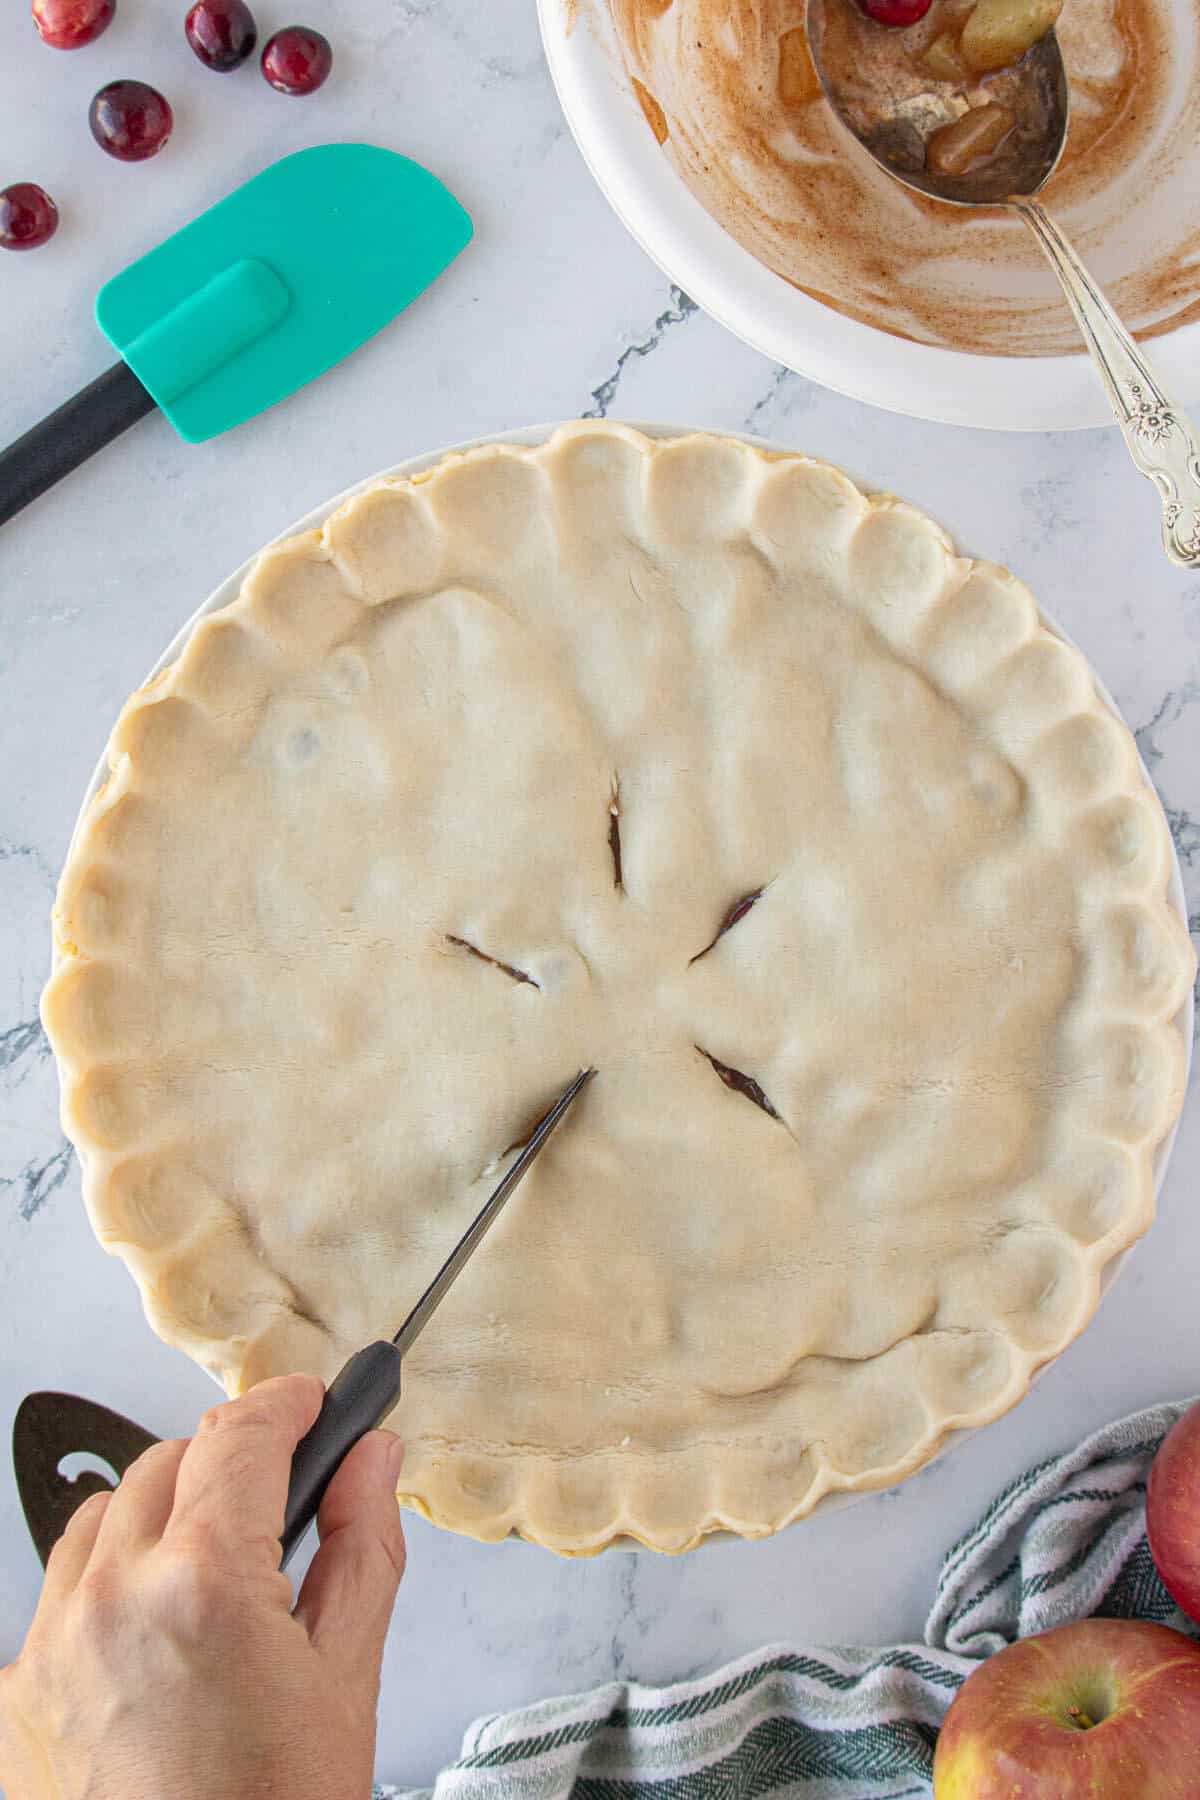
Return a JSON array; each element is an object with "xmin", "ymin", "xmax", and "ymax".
[{"xmin": 383, "ymin": 1433, "xmax": 405, "ymax": 1483}]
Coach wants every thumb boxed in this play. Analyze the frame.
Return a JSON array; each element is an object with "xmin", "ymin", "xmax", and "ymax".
[{"xmin": 293, "ymin": 1430, "xmax": 406, "ymax": 1671}]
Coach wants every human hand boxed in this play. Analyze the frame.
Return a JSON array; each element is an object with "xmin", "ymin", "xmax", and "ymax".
[{"xmin": 0, "ymin": 1374, "xmax": 406, "ymax": 1800}]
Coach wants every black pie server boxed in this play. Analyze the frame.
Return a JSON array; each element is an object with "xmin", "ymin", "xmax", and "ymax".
[{"xmin": 14, "ymin": 1391, "xmax": 159, "ymax": 1569}]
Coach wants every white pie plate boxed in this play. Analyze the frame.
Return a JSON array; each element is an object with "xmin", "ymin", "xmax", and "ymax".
[
  {"xmin": 64, "ymin": 423, "xmax": 1194, "ymax": 1541},
  {"xmin": 537, "ymin": 0, "xmax": 1200, "ymax": 432}
]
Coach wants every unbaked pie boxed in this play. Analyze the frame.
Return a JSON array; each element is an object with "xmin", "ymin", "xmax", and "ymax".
[{"xmin": 43, "ymin": 424, "xmax": 1194, "ymax": 1553}]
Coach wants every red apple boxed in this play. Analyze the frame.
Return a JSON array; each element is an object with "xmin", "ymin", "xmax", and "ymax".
[
  {"xmin": 933, "ymin": 1618, "xmax": 1200, "ymax": 1798},
  {"xmin": 1148, "ymin": 1399, "xmax": 1200, "ymax": 1624}
]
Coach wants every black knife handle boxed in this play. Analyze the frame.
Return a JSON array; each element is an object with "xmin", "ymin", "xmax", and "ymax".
[
  {"xmin": 0, "ymin": 360, "xmax": 158, "ymax": 528},
  {"xmin": 280, "ymin": 1341, "xmax": 404, "ymax": 1568}
]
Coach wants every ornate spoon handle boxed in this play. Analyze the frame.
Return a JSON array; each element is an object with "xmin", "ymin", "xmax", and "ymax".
[{"xmin": 1013, "ymin": 198, "xmax": 1200, "ymax": 570}]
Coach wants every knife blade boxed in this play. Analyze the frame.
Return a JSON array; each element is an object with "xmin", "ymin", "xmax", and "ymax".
[{"xmin": 13, "ymin": 1070, "xmax": 593, "ymax": 1569}]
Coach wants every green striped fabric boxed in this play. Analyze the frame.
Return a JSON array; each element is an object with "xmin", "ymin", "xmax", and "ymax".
[{"xmin": 377, "ymin": 1400, "xmax": 1197, "ymax": 1799}]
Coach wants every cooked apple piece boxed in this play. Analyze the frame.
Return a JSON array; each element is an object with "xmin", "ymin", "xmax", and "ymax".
[
  {"xmin": 920, "ymin": 30, "xmax": 966, "ymax": 79},
  {"xmin": 926, "ymin": 102, "xmax": 1016, "ymax": 174},
  {"xmin": 632, "ymin": 76, "xmax": 670, "ymax": 145},
  {"xmin": 779, "ymin": 27, "xmax": 823, "ymax": 108},
  {"xmin": 960, "ymin": 0, "xmax": 1063, "ymax": 74}
]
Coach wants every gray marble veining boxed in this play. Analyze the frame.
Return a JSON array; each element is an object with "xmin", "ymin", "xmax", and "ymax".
[
  {"xmin": 583, "ymin": 286, "xmax": 699, "ymax": 417},
  {"xmin": 2, "ymin": 0, "xmax": 1198, "ymax": 1788}
]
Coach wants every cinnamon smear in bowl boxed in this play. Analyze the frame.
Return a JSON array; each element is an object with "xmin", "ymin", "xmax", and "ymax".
[{"xmin": 610, "ymin": 0, "xmax": 1199, "ymax": 355}]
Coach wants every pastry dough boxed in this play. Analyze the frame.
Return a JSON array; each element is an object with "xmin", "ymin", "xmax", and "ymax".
[{"xmin": 43, "ymin": 424, "xmax": 1194, "ymax": 1554}]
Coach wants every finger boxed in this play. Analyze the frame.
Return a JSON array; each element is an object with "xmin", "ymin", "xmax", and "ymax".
[
  {"xmin": 164, "ymin": 1374, "xmax": 324, "ymax": 1571},
  {"xmin": 92, "ymin": 1439, "xmax": 189, "ymax": 1564},
  {"xmin": 0, "ymin": 1666, "xmax": 56, "ymax": 1800},
  {"xmin": 38, "ymin": 1488, "xmax": 112, "ymax": 1608},
  {"xmin": 294, "ymin": 1430, "xmax": 406, "ymax": 1671}
]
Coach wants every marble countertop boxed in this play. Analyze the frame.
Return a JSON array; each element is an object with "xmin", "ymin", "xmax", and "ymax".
[{"xmin": 2, "ymin": 0, "xmax": 1198, "ymax": 1788}]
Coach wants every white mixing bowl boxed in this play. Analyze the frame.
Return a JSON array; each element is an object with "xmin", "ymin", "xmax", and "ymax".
[{"xmin": 539, "ymin": 0, "xmax": 1200, "ymax": 431}]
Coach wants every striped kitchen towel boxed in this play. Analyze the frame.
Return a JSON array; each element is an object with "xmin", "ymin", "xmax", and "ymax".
[{"xmin": 377, "ymin": 1399, "xmax": 1198, "ymax": 1800}]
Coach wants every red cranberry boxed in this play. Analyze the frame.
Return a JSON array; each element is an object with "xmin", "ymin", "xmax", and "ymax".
[
  {"xmin": 31, "ymin": 0, "xmax": 114, "ymax": 49},
  {"xmin": 857, "ymin": 0, "xmax": 932, "ymax": 21},
  {"xmin": 89, "ymin": 80, "xmax": 174, "ymax": 161},
  {"xmin": 0, "ymin": 183, "xmax": 60, "ymax": 251},
  {"xmin": 185, "ymin": 0, "xmax": 257, "ymax": 72},
  {"xmin": 261, "ymin": 26, "xmax": 332, "ymax": 95}
]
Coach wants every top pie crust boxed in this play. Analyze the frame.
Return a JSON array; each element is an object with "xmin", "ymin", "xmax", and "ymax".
[{"xmin": 43, "ymin": 423, "xmax": 1194, "ymax": 1554}]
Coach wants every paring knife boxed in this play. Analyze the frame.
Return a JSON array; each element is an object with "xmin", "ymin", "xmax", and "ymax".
[
  {"xmin": 0, "ymin": 143, "xmax": 473, "ymax": 528},
  {"xmin": 13, "ymin": 1068, "xmax": 593, "ymax": 1570}
]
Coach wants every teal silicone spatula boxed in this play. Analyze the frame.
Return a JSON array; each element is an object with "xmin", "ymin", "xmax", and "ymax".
[{"xmin": 0, "ymin": 143, "xmax": 472, "ymax": 527}]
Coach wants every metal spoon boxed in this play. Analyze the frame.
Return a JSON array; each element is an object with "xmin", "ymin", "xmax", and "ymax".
[{"xmin": 805, "ymin": 0, "xmax": 1200, "ymax": 569}]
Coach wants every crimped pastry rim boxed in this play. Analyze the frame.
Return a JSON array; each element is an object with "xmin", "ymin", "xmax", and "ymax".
[{"xmin": 46, "ymin": 421, "xmax": 1196, "ymax": 1553}]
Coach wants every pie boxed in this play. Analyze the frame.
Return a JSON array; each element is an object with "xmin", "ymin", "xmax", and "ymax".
[{"xmin": 42, "ymin": 423, "xmax": 1194, "ymax": 1554}]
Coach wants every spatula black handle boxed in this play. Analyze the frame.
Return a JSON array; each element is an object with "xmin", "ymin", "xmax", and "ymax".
[
  {"xmin": 280, "ymin": 1340, "xmax": 404, "ymax": 1568},
  {"xmin": 0, "ymin": 360, "xmax": 157, "ymax": 528}
]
